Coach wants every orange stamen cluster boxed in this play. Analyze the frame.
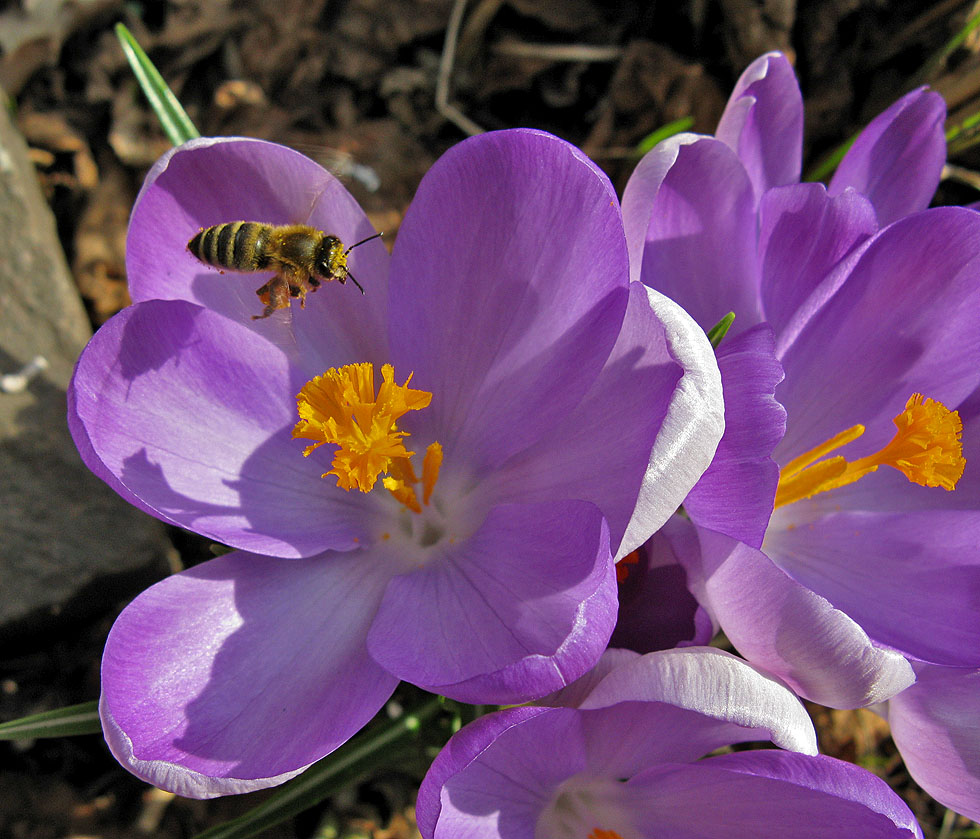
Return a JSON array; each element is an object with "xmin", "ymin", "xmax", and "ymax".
[
  {"xmin": 293, "ymin": 362, "xmax": 441, "ymax": 510},
  {"xmin": 588, "ymin": 830, "xmax": 624, "ymax": 839},
  {"xmin": 775, "ymin": 393, "xmax": 965, "ymax": 509}
]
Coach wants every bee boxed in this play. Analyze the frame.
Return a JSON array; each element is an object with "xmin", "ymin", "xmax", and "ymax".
[{"xmin": 187, "ymin": 222, "xmax": 382, "ymax": 319}]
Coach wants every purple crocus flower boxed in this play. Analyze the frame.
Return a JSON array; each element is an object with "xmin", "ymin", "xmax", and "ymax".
[
  {"xmin": 68, "ymin": 129, "xmax": 723, "ymax": 797},
  {"xmin": 417, "ymin": 647, "xmax": 924, "ymax": 838},
  {"xmin": 619, "ymin": 51, "xmax": 980, "ymax": 816}
]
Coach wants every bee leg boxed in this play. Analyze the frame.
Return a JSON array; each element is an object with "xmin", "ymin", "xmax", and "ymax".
[
  {"xmin": 252, "ymin": 276, "xmax": 292, "ymax": 319},
  {"xmin": 278, "ymin": 264, "xmax": 311, "ymax": 309}
]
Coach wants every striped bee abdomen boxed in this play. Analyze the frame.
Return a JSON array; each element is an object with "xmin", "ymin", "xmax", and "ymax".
[{"xmin": 188, "ymin": 222, "xmax": 272, "ymax": 271}]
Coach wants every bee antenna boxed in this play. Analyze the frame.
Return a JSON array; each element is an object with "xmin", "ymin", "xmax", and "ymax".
[
  {"xmin": 344, "ymin": 232, "xmax": 383, "ymax": 255},
  {"xmin": 347, "ymin": 270, "xmax": 366, "ymax": 294}
]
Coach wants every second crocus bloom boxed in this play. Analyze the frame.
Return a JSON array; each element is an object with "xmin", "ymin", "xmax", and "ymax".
[
  {"xmin": 418, "ymin": 648, "xmax": 924, "ymax": 839},
  {"xmin": 620, "ymin": 49, "xmax": 980, "ymax": 818},
  {"xmin": 622, "ymin": 51, "xmax": 980, "ymax": 709}
]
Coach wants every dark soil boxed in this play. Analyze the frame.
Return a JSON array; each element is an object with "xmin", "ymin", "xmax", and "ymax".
[{"xmin": 2, "ymin": 0, "xmax": 979, "ymax": 836}]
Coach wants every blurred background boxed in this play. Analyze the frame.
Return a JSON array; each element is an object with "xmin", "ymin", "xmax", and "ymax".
[{"xmin": 1, "ymin": 0, "xmax": 979, "ymax": 836}]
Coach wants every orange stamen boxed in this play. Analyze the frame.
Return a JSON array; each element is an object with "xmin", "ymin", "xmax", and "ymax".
[
  {"xmin": 293, "ymin": 363, "xmax": 442, "ymax": 512},
  {"xmin": 776, "ymin": 393, "xmax": 964, "ymax": 509}
]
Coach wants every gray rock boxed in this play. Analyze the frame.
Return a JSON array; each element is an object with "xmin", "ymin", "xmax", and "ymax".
[{"xmin": 0, "ymin": 90, "xmax": 169, "ymax": 649}]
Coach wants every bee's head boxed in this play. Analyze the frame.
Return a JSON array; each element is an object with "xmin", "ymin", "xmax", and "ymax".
[{"xmin": 313, "ymin": 236, "xmax": 348, "ymax": 282}]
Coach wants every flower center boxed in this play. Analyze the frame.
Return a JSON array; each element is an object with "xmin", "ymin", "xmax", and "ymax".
[
  {"xmin": 775, "ymin": 393, "xmax": 965, "ymax": 509},
  {"xmin": 538, "ymin": 775, "xmax": 638, "ymax": 839},
  {"xmin": 293, "ymin": 362, "xmax": 442, "ymax": 512}
]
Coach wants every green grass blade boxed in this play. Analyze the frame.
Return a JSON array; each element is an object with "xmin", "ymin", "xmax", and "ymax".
[
  {"xmin": 636, "ymin": 117, "xmax": 695, "ymax": 155},
  {"xmin": 946, "ymin": 106, "xmax": 980, "ymax": 156},
  {"xmin": 193, "ymin": 698, "xmax": 442, "ymax": 839},
  {"xmin": 115, "ymin": 22, "xmax": 200, "ymax": 146},
  {"xmin": 913, "ymin": 6, "xmax": 980, "ymax": 86},
  {"xmin": 805, "ymin": 132, "xmax": 858, "ymax": 182},
  {"xmin": 812, "ymin": 11, "xmax": 980, "ymax": 176},
  {"xmin": 0, "ymin": 701, "xmax": 101, "ymax": 739}
]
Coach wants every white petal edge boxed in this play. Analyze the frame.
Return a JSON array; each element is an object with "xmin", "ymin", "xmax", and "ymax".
[
  {"xmin": 618, "ymin": 284, "xmax": 725, "ymax": 558},
  {"xmin": 579, "ymin": 647, "xmax": 818, "ymax": 755},
  {"xmin": 100, "ymin": 694, "xmax": 310, "ymax": 799}
]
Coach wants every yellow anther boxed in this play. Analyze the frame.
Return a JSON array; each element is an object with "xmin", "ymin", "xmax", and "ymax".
[
  {"xmin": 384, "ymin": 457, "xmax": 422, "ymax": 512},
  {"xmin": 588, "ymin": 830, "xmax": 623, "ymax": 839},
  {"xmin": 293, "ymin": 363, "xmax": 432, "ymax": 493},
  {"xmin": 383, "ymin": 476, "xmax": 422, "ymax": 513},
  {"xmin": 776, "ymin": 393, "xmax": 965, "ymax": 509},
  {"xmin": 422, "ymin": 442, "xmax": 443, "ymax": 506}
]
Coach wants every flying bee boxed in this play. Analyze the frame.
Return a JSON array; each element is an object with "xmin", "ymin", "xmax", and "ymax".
[{"xmin": 187, "ymin": 222, "xmax": 382, "ymax": 319}]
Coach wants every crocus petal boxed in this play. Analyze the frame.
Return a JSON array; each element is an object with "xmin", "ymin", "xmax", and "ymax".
[
  {"xmin": 888, "ymin": 664, "xmax": 980, "ymax": 822},
  {"xmin": 715, "ymin": 51, "xmax": 804, "ymax": 199},
  {"xmin": 623, "ymin": 135, "xmax": 763, "ymax": 333},
  {"xmin": 776, "ymin": 207, "xmax": 980, "ymax": 464},
  {"xmin": 952, "ymin": 383, "xmax": 980, "ymax": 509},
  {"xmin": 758, "ymin": 182, "xmax": 877, "ymax": 346},
  {"xmin": 829, "ymin": 89, "xmax": 946, "ymax": 227},
  {"xmin": 579, "ymin": 647, "xmax": 817, "ymax": 758},
  {"xmin": 70, "ymin": 299, "xmax": 369, "ymax": 557},
  {"xmin": 685, "ymin": 528, "xmax": 915, "ymax": 707},
  {"xmin": 619, "ymin": 285, "xmax": 725, "ymax": 556},
  {"xmin": 766, "ymin": 509, "xmax": 980, "ymax": 667},
  {"xmin": 416, "ymin": 706, "xmax": 554, "ymax": 839},
  {"xmin": 128, "ymin": 136, "xmax": 389, "ymax": 372},
  {"xmin": 684, "ymin": 324, "xmax": 785, "ymax": 548},
  {"xmin": 427, "ymin": 707, "xmax": 585, "ymax": 839},
  {"xmin": 480, "ymin": 281, "xmax": 683, "ymax": 554},
  {"xmin": 538, "ymin": 647, "xmax": 643, "ymax": 709},
  {"xmin": 367, "ymin": 500, "xmax": 616, "ymax": 704},
  {"xmin": 67, "ymin": 379, "xmax": 181, "ymax": 525},
  {"xmin": 100, "ymin": 550, "xmax": 398, "ymax": 798},
  {"xmin": 388, "ymin": 129, "xmax": 628, "ymax": 472},
  {"xmin": 627, "ymin": 751, "xmax": 922, "ymax": 838}
]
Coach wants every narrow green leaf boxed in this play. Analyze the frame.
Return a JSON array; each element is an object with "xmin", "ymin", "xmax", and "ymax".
[
  {"xmin": 707, "ymin": 312, "xmax": 735, "ymax": 349},
  {"xmin": 0, "ymin": 700, "xmax": 101, "ymax": 739},
  {"xmin": 913, "ymin": 6, "xmax": 980, "ymax": 87},
  {"xmin": 115, "ymin": 22, "xmax": 200, "ymax": 146},
  {"xmin": 945, "ymin": 108, "xmax": 980, "ymax": 143},
  {"xmin": 946, "ymin": 108, "xmax": 980, "ymax": 157},
  {"xmin": 636, "ymin": 117, "xmax": 695, "ymax": 155},
  {"xmin": 193, "ymin": 698, "xmax": 442, "ymax": 839},
  {"xmin": 804, "ymin": 133, "xmax": 857, "ymax": 182}
]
